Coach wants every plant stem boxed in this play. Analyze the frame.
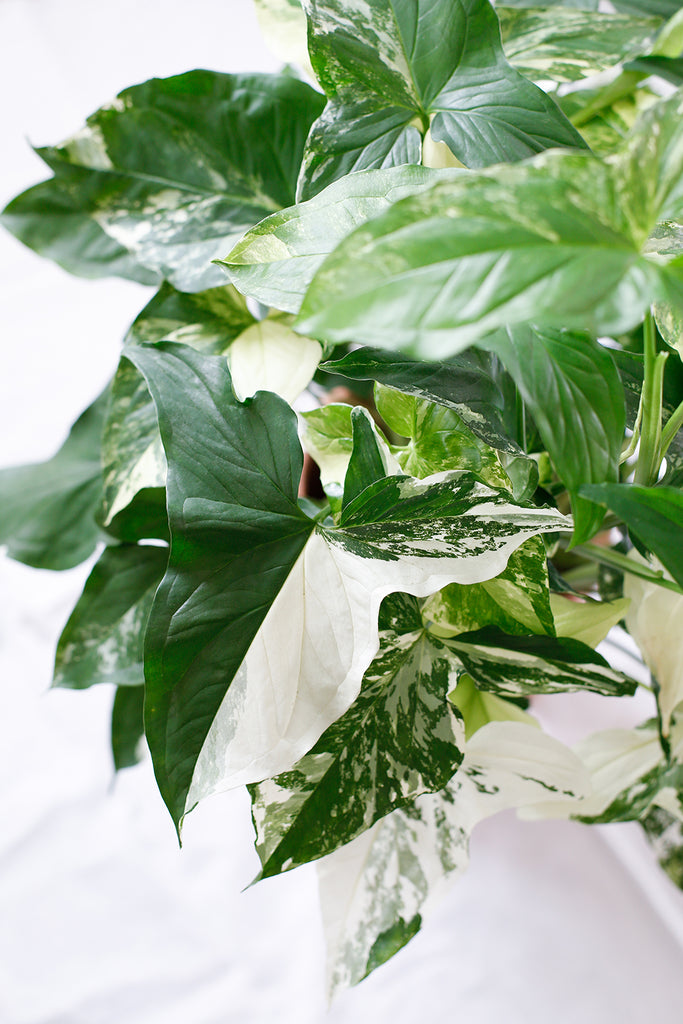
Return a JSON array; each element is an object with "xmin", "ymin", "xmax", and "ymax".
[
  {"xmin": 634, "ymin": 310, "xmax": 667, "ymax": 486},
  {"xmin": 574, "ymin": 542, "xmax": 683, "ymax": 596},
  {"xmin": 661, "ymin": 396, "xmax": 683, "ymax": 458}
]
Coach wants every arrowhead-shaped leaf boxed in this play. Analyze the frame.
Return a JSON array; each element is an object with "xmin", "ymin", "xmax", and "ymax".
[
  {"xmin": 249, "ymin": 593, "xmax": 464, "ymax": 878},
  {"xmin": 2, "ymin": 71, "xmax": 324, "ymax": 290},
  {"xmin": 318, "ymin": 721, "xmax": 588, "ymax": 996},
  {"xmin": 53, "ymin": 544, "xmax": 167, "ymax": 689},
  {"xmin": 0, "ymin": 390, "xmax": 107, "ymax": 570},
  {"xmin": 298, "ymin": 0, "xmax": 586, "ymax": 198},
  {"xmin": 130, "ymin": 343, "xmax": 570, "ymax": 828}
]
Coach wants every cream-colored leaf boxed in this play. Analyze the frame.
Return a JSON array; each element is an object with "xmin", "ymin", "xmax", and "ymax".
[{"xmin": 227, "ymin": 320, "xmax": 322, "ymax": 403}]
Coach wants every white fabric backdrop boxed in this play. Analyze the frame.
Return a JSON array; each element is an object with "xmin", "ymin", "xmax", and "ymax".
[{"xmin": 2, "ymin": 2, "xmax": 683, "ymax": 1021}]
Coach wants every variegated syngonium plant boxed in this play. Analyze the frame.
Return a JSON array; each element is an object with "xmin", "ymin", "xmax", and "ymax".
[{"xmin": 3, "ymin": 0, "xmax": 683, "ymax": 999}]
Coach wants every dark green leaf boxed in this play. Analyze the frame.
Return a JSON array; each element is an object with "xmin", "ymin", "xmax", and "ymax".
[
  {"xmin": 623, "ymin": 55, "xmax": 683, "ymax": 84},
  {"xmin": 342, "ymin": 407, "xmax": 390, "ymax": 511},
  {"xmin": 53, "ymin": 544, "xmax": 167, "ymax": 689},
  {"xmin": 444, "ymin": 625, "xmax": 636, "ymax": 697},
  {"xmin": 581, "ymin": 483, "xmax": 683, "ymax": 588},
  {"xmin": 2, "ymin": 71, "xmax": 324, "ymax": 290},
  {"xmin": 298, "ymin": 0, "xmax": 586, "ymax": 198},
  {"xmin": 249, "ymin": 593, "xmax": 463, "ymax": 878},
  {"xmin": 127, "ymin": 342, "xmax": 314, "ymax": 827},
  {"xmin": 100, "ymin": 283, "xmax": 254, "ymax": 530},
  {"xmin": 482, "ymin": 325, "xmax": 625, "ymax": 545},
  {"xmin": 322, "ymin": 346, "xmax": 518, "ymax": 455},
  {"xmin": 0, "ymin": 391, "xmax": 107, "ymax": 570},
  {"xmin": 111, "ymin": 685, "xmax": 146, "ymax": 771}
]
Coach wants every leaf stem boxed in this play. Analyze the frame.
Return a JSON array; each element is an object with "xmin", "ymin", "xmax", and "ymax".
[
  {"xmin": 574, "ymin": 542, "xmax": 683, "ymax": 596},
  {"xmin": 634, "ymin": 311, "xmax": 667, "ymax": 486}
]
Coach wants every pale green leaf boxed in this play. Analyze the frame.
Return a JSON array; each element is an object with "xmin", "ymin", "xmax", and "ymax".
[
  {"xmin": 550, "ymin": 593, "xmax": 631, "ymax": 648},
  {"xmin": 625, "ymin": 552, "xmax": 683, "ymax": 734},
  {"xmin": 223, "ymin": 165, "xmax": 459, "ymax": 313},
  {"xmin": 448, "ymin": 673, "xmax": 538, "ymax": 739},
  {"xmin": 499, "ymin": 6, "xmax": 659, "ymax": 82},
  {"xmin": 296, "ymin": 149, "xmax": 683, "ymax": 357}
]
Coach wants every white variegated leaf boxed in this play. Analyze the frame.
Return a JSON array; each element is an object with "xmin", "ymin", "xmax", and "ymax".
[
  {"xmin": 319, "ymin": 721, "xmax": 588, "ymax": 997},
  {"xmin": 625, "ymin": 552, "xmax": 683, "ymax": 734},
  {"xmin": 187, "ymin": 482, "xmax": 569, "ymax": 807},
  {"xmin": 227, "ymin": 319, "xmax": 322, "ymax": 402}
]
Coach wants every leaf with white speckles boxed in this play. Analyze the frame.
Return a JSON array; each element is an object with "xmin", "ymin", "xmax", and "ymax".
[
  {"xmin": 297, "ymin": 0, "xmax": 586, "ymax": 198},
  {"xmin": 54, "ymin": 544, "xmax": 167, "ymax": 690},
  {"xmin": 1, "ymin": 71, "xmax": 324, "ymax": 290},
  {"xmin": 319, "ymin": 721, "xmax": 588, "ymax": 996},
  {"xmin": 130, "ymin": 342, "xmax": 570, "ymax": 828},
  {"xmin": 249, "ymin": 593, "xmax": 464, "ymax": 878},
  {"xmin": 443, "ymin": 626, "xmax": 635, "ymax": 699}
]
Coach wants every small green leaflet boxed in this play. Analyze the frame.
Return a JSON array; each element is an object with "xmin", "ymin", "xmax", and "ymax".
[
  {"xmin": 297, "ymin": 0, "xmax": 586, "ymax": 198},
  {"xmin": 320, "ymin": 346, "xmax": 518, "ymax": 455},
  {"xmin": 111, "ymin": 685, "xmax": 146, "ymax": 772},
  {"xmin": 296, "ymin": 92, "xmax": 683, "ymax": 356},
  {"xmin": 2, "ymin": 71, "xmax": 324, "ymax": 290},
  {"xmin": 249, "ymin": 593, "xmax": 464, "ymax": 878},
  {"xmin": 222, "ymin": 165, "xmax": 460, "ymax": 313},
  {"xmin": 482, "ymin": 325, "xmax": 625, "ymax": 546},
  {"xmin": 318, "ymin": 720, "xmax": 588, "ymax": 997},
  {"xmin": 0, "ymin": 390, "xmax": 107, "ymax": 570},
  {"xmin": 374, "ymin": 384, "xmax": 511, "ymax": 488},
  {"xmin": 129, "ymin": 343, "xmax": 570, "ymax": 828},
  {"xmin": 100, "ymin": 282, "xmax": 254, "ymax": 529},
  {"xmin": 53, "ymin": 544, "xmax": 167, "ymax": 690},
  {"xmin": 498, "ymin": 6, "xmax": 659, "ymax": 83},
  {"xmin": 443, "ymin": 626, "xmax": 635, "ymax": 699},
  {"xmin": 448, "ymin": 674, "xmax": 538, "ymax": 739},
  {"xmin": 581, "ymin": 483, "xmax": 683, "ymax": 589}
]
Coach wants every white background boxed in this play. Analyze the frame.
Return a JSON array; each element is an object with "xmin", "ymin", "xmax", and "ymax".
[{"xmin": 1, "ymin": 2, "xmax": 683, "ymax": 1021}]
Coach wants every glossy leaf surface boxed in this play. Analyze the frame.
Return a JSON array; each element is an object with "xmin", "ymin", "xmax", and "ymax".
[
  {"xmin": 2, "ymin": 72, "xmax": 324, "ymax": 289},
  {"xmin": 111, "ymin": 685, "xmax": 147, "ymax": 771},
  {"xmin": 483, "ymin": 325, "xmax": 625, "ymax": 544},
  {"xmin": 298, "ymin": 0, "xmax": 586, "ymax": 198},
  {"xmin": 249, "ymin": 593, "xmax": 464, "ymax": 878}
]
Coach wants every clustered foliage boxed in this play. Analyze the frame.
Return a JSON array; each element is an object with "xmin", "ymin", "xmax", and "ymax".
[{"xmin": 3, "ymin": 0, "xmax": 683, "ymax": 997}]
